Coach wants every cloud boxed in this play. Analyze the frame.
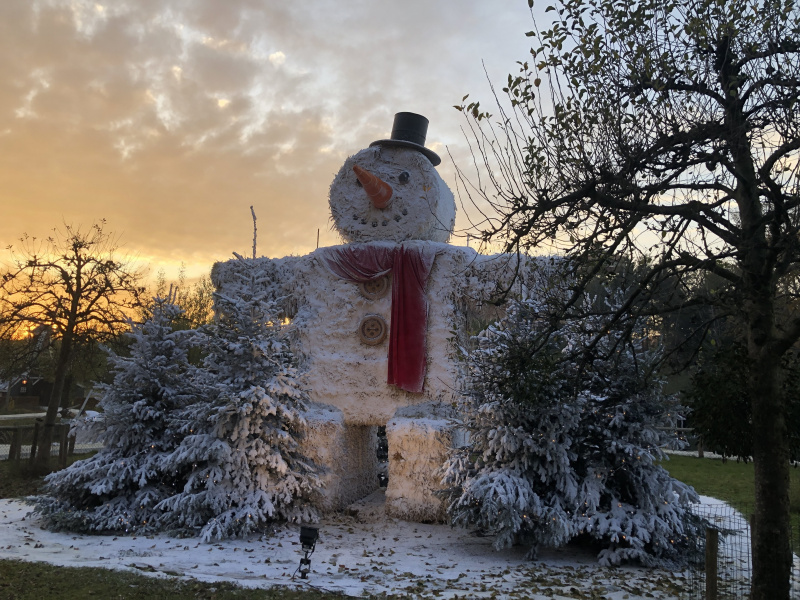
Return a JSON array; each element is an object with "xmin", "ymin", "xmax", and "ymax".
[
  {"xmin": 268, "ymin": 51, "xmax": 285, "ymax": 67},
  {"xmin": 0, "ymin": 0, "xmax": 535, "ymax": 281}
]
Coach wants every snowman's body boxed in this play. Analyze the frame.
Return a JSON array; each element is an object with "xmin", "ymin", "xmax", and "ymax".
[
  {"xmin": 213, "ymin": 114, "xmax": 518, "ymax": 519},
  {"xmin": 219, "ymin": 242, "xmax": 503, "ymax": 423}
]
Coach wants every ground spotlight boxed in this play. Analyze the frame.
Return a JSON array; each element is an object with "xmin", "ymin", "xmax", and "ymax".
[{"xmin": 298, "ymin": 524, "xmax": 319, "ymax": 579}]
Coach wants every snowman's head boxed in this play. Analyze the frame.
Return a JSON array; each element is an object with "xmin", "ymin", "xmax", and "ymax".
[{"xmin": 328, "ymin": 113, "xmax": 456, "ymax": 244}]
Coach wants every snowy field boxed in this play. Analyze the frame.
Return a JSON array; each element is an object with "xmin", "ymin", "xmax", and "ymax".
[{"xmin": 0, "ymin": 491, "xmax": 723, "ymax": 599}]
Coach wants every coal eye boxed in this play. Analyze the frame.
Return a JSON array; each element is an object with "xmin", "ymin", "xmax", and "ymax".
[{"xmin": 398, "ymin": 171, "xmax": 410, "ymax": 184}]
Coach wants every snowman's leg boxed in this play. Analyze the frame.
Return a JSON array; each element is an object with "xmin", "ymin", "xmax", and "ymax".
[
  {"xmin": 385, "ymin": 413, "xmax": 455, "ymax": 523},
  {"xmin": 302, "ymin": 406, "xmax": 379, "ymax": 511}
]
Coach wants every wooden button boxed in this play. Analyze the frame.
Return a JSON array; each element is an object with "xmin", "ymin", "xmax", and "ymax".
[
  {"xmin": 359, "ymin": 275, "xmax": 390, "ymax": 300},
  {"xmin": 358, "ymin": 315, "xmax": 387, "ymax": 345}
]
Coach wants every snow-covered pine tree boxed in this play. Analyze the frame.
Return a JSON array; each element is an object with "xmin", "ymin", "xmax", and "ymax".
[
  {"xmin": 442, "ymin": 293, "xmax": 700, "ymax": 566},
  {"xmin": 153, "ymin": 254, "xmax": 321, "ymax": 541},
  {"xmin": 35, "ymin": 295, "xmax": 202, "ymax": 533}
]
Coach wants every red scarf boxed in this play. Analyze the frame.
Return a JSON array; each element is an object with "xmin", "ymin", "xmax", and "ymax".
[{"xmin": 321, "ymin": 243, "xmax": 438, "ymax": 393}]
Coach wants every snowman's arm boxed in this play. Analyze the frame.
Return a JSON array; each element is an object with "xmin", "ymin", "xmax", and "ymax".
[
  {"xmin": 463, "ymin": 252, "xmax": 526, "ymax": 305},
  {"xmin": 464, "ymin": 252, "xmax": 561, "ymax": 304},
  {"xmin": 210, "ymin": 254, "xmax": 306, "ymax": 319}
]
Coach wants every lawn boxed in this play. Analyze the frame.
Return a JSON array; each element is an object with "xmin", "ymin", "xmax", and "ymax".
[
  {"xmin": 0, "ymin": 560, "xmax": 339, "ymax": 600},
  {"xmin": 662, "ymin": 453, "xmax": 800, "ymax": 547},
  {"xmin": 0, "ymin": 450, "xmax": 106, "ymax": 499}
]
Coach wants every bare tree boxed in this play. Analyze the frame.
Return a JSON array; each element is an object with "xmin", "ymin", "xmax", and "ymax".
[
  {"xmin": 456, "ymin": 0, "xmax": 799, "ymax": 597},
  {"xmin": 0, "ymin": 221, "xmax": 145, "ymax": 462},
  {"xmin": 150, "ymin": 264, "xmax": 215, "ymax": 331}
]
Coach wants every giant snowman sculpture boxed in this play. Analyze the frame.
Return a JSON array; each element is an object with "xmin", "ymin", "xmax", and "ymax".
[{"xmin": 213, "ymin": 113, "xmax": 517, "ymax": 521}]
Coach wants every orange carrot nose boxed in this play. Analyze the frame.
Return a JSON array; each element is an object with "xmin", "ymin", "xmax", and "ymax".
[{"xmin": 353, "ymin": 164, "xmax": 393, "ymax": 209}]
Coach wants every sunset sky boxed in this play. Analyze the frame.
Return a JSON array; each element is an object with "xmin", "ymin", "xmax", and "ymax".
[{"xmin": 0, "ymin": 1, "xmax": 538, "ymax": 283}]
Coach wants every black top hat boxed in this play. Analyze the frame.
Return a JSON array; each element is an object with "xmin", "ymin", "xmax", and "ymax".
[{"xmin": 369, "ymin": 112, "xmax": 441, "ymax": 166}]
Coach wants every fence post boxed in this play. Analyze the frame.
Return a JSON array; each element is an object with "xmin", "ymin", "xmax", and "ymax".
[
  {"xmin": 705, "ymin": 527, "xmax": 718, "ymax": 600},
  {"xmin": 8, "ymin": 428, "xmax": 20, "ymax": 461},
  {"xmin": 29, "ymin": 421, "xmax": 39, "ymax": 464},
  {"xmin": 58, "ymin": 425, "xmax": 68, "ymax": 469},
  {"xmin": 697, "ymin": 436, "xmax": 705, "ymax": 459}
]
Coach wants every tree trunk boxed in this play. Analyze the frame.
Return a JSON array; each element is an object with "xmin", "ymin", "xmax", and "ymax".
[
  {"xmin": 37, "ymin": 331, "xmax": 73, "ymax": 463},
  {"xmin": 750, "ymin": 347, "xmax": 792, "ymax": 600},
  {"xmin": 59, "ymin": 374, "xmax": 73, "ymax": 414},
  {"xmin": 725, "ymin": 43, "xmax": 793, "ymax": 592}
]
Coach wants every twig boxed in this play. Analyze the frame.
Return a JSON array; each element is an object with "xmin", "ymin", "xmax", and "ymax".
[{"xmin": 250, "ymin": 206, "xmax": 257, "ymax": 259}]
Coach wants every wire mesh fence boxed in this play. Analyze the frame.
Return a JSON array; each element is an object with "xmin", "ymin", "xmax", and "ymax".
[{"xmin": 685, "ymin": 502, "xmax": 800, "ymax": 600}]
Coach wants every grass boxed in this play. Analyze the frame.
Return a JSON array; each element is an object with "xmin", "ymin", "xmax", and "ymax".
[
  {"xmin": 0, "ymin": 463, "xmax": 44, "ymax": 499},
  {"xmin": 0, "ymin": 457, "xmax": 74, "ymax": 499},
  {"xmin": 0, "ymin": 418, "xmax": 47, "ymax": 429},
  {"xmin": 662, "ymin": 453, "xmax": 800, "ymax": 546},
  {"xmin": 0, "ymin": 560, "xmax": 339, "ymax": 600}
]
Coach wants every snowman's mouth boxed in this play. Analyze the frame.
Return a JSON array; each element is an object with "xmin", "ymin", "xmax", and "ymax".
[
  {"xmin": 352, "ymin": 199, "xmax": 409, "ymax": 228},
  {"xmin": 354, "ymin": 208, "xmax": 406, "ymax": 227}
]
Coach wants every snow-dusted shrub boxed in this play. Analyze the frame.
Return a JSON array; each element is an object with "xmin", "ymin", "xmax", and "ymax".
[
  {"xmin": 36, "ymin": 261, "xmax": 321, "ymax": 540},
  {"xmin": 442, "ymin": 294, "xmax": 700, "ymax": 566},
  {"xmin": 152, "ymin": 256, "xmax": 321, "ymax": 540},
  {"xmin": 35, "ymin": 296, "xmax": 203, "ymax": 534}
]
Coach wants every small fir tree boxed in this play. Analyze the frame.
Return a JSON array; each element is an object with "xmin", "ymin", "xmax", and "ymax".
[
  {"xmin": 35, "ymin": 296, "xmax": 202, "ymax": 533},
  {"xmin": 36, "ymin": 261, "xmax": 321, "ymax": 540},
  {"xmin": 442, "ymin": 294, "xmax": 700, "ymax": 566},
  {"xmin": 153, "ymin": 255, "xmax": 320, "ymax": 541}
]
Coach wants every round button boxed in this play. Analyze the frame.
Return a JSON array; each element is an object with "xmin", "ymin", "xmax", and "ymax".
[
  {"xmin": 359, "ymin": 275, "xmax": 390, "ymax": 300},
  {"xmin": 358, "ymin": 315, "xmax": 388, "ymax": 345}
]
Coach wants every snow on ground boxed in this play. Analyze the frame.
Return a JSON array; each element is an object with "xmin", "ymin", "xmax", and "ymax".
[
  {"xmin": 666, "ymin": 450, "xmax": 728, "ymax": 460},
  {"xmin": 1, "ymin": 490, "xmax": 697, "ymax": 599}
]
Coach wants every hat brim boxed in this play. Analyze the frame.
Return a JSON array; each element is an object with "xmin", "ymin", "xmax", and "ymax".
[{"xmin": 369, "ymin": 140, "xmax": 441, "ymax": 167}]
